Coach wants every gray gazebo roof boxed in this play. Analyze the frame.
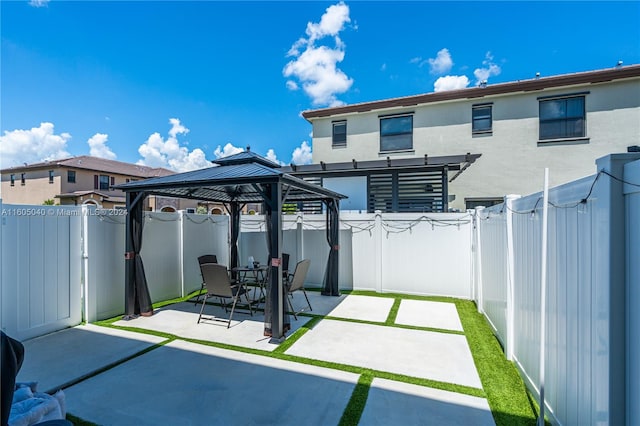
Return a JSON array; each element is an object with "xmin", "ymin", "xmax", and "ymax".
[{"xmin": 115, "ymin": 151, "xmax": 346, "ymax": 203}]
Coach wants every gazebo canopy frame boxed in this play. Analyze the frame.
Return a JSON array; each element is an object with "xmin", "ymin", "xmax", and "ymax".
[{"xmin": 116, "ymin": 151, "xmax": 346, "ymax": 340}]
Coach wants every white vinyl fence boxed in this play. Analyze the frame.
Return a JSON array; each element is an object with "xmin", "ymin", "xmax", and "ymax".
[
  {"xmin": 1, "ymin": 206, "xmax": 473, "ymax": 338},
  {"xmin": 474, "ymin": 153, "xmax": 640, "ymax": 426}
]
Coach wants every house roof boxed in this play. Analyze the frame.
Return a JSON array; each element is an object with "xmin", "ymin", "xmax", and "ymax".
[
  {"xmin": 1, "ymin": 155, "xmax": 174, "ymax": 178},
  {"xmin": 301, "ymin": 65, "xmax": 640, "ymax": 120},
  {"xmin": 55, "ymin": 190, "xmax": 126, "ymax": 203},
  {"xmin": 115, "ymin": 152, "xmax": 346, "ymax": 204}
]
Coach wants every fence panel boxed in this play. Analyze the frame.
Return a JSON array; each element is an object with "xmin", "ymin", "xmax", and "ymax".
[
  {"xmin": 476, "ymin": 205, "xmax": 509, "ymax": 346},
  {"xmin": 0, "ymin": 205, "xmax": 82, "ymax": 341},
  {"xmin": 181, "ymin": 213, "xmax": 229, "ymax": 295}
]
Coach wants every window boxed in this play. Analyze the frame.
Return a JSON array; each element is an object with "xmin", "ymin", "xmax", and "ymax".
[
  {"xmin": 332, "ymin": 121, "xmax": 347, "ymax": 147},
  {"xmin": 472, "ymin": 104, "xmax": 492, "ymax": 134},
  {"xmin": 380, "ymin": 115, "xmax": 413, "ymax": 152},
  {"xmin": 99, "ymin": 175, "xmax": 109, "ymax": 190},
  {"xmin": 10, "ymin": 174, "xmax": 15, "ymax": 186},
  {"xmin": 67, "ymin": 170, "xmax": 76, "ymax": 183},
  {"xmin": 21, "ymin": 173, "xmax": 25, "ymax": 185},
  {"xmin": 539, "ymin": 95, "xmax": 585, "ymax": 140},
  {"xmin": 110, "ymin": 176, "xmax": 115, "ymax": 189},
  {"xmin": 49, "ymin": 170, "xmax": 54, "ymax": 184}
]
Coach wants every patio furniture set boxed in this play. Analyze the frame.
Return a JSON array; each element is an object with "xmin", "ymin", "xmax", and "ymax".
[{"xmin": 195, "ymin": 253, "xmax": 313, "ymax": 328}]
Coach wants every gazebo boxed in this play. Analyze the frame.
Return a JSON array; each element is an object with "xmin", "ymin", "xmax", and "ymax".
[{"xmin": 115, "ymin": 151, "xmax": 346, "ymax": 340}]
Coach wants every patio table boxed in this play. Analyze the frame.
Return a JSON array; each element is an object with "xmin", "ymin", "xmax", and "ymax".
[{"xmin": 233, "ymin": 265, "xmax": 268, "ymax": 305}]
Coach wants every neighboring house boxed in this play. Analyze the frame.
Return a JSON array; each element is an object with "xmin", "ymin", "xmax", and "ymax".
[
  {"xmin": 0, "ymin": 156, "xmax": 190, "ymax": 211},
  {"xmin": 302, "ymin": 65, "xmax": 640, "ymax": 211}
]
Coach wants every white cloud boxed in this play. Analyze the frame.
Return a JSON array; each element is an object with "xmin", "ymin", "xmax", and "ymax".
[
  {"xmin": 286, "ymin": 80, "xmax": 299, "ymax": 91},
  {"xmin": 428, "ymin": 48, "xmax": 453, "ymax": 75},
  {"xmin": 0, "ymin": 122, "xmax": 71, "ymax": 169},
  {"xmin": 29, "ymin": 0, "xmax": 49, "ymax": 7},
  {"xmin": 213, "ymin": 143, "xmax": 244, "ymax": 159},
  {"xmin": 137, "ymin": 118, "xmax": 210, "ymax": 172},
  {"xmin": 474, "ymin": 52, "xmax": 501, "ymax": 85},
  {"xmin": 265, "ymin": 149, "xmax": 285, "ymax": 166},
  {"xmin": 283, "ymin": 2, "xmax": 353, "ymax": 107},
  {"xmin": 87, "ymin": 133, "xmax": 117, "ymax": 160},
  {"xmin": 433, "ymin": 75, "xmax": 470, "ymax": 92},
  {"xmin": 291, "ymin": 141, "xmax": 312, "ymax": 165}
]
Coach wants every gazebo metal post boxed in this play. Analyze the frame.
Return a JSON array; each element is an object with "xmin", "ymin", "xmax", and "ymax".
[
  {"xmin": 124, "ymin": 190, "xmax": 153, "ymax": 318},
  {"xmin": 266, "ymin": 182, "xmax": 284, "ymax": 340}
]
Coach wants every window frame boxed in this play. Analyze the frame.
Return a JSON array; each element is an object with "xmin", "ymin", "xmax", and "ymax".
[
  {"xmin": 21, "ymin": 173, "xmax": 26, "ymax": 186},
  {"xmin": 332, "ymin": 120, "xmax": 347, "ymax": 148},
  {"xmin": 99, "ymin": 174, "xmax": 110, "ymax": 191},
  {"xmin": 67, "ymin": 170, "xmax": 76, "ymax": 183},
  {"xmin": 379, "ymin": 113, "xmax": 414, "ymax": 153},
  {"xmin": 49, "ymin": 170, "xmax": 54, "ymax": 184},
  {"xmin": 472, "ymin": 103, "xmax": 493, "ymax": 135},
  {"xmin": 10, "ymin": 174, "xmax": 15, "ymax": 186},
  {"xmin": 538, "ymin": 93, "xmax": 587, "ymax": 142}
]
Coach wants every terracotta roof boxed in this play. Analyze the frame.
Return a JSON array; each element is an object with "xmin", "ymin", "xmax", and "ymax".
[
  {"xmin": 301, "ymin": 65, "xmax": 640, "ymax": 120},
  {"xmin": 1, "ymin": 155, "xmax": 174, "ymax": 178}
]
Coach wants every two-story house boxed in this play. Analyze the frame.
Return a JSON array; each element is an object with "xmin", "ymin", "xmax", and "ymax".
[
  {"xmin": 300, "ymin": 65, "xmax": 640, "ymax": 211},
  {"xmin": 0, "ymin": 156, "xmax": 184, "ymax": 210}
]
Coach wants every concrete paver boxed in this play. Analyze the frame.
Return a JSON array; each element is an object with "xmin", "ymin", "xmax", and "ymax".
[
  {"xmin": 326, "ymin": 295, "xmax": 394, "ymax": 322},
  {"xmin": 64, "ymin": 339, "xmax": 359, "ymax": 426},
  {"xmin": 395, "ymin": 300, "xmax": 464, "ymax": 331},
  {"xmin": 17, "ymin": 324, "xmax": 166, "ymax": 393},
  {"xmin": 359, "ymin": 378, "xmax": 495, "ymax": 426},
  {"xmin": 285, "ymin": 319, "xmax": 482, "ymax": 389}
]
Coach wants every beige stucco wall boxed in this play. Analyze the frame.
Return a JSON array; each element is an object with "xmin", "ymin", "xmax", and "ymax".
[
  {"xmin": 0, "ymin": 169, "xmax": 61, "ymax": 205},
  {"xmin": 310, "ymin": 78, "xmax": 640, "ymax": 210}
]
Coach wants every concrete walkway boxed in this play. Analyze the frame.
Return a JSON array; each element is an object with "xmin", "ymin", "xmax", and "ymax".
[{"xmin": 15, "ymin": 293, "xmax": 495, "ymax": 426}]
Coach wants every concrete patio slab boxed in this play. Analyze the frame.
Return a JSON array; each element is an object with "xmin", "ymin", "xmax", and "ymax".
[
  {"xmin": 285, "ymin": 319, "xmax": 482, "ymax": 389},
  {"xmin": 359, "ymin": 378, "xmax": 495, "ymax": 426},
  {"xmin": 326, "ymin": 295, "xmax": 394, "ymax": 322},
  {"xmin": 113, "ymin": 302, "xmax": 310, "ymax": 351},
  {"xmin": 16, "ymin": 324, "xmax": 166, "ymax": 393},
  {"xmin": 395, "ymin": 300, "xmax": 464, "ymax": 331},
  {"xmin": 64, "ymin": 339, "xmax": 359, "ymax": 426}
]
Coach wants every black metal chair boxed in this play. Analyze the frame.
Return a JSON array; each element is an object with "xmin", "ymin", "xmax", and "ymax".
[
  {"xmin": 286, "ymin": 259, "xmax": 312, "ymax": 320},
  {"xmin": 197, "ymin": 263, "xmax": 252, "ymax": 328},
  {"xmin": 194, "ymin": 254, "xmax": 218, "ymax": 305}
]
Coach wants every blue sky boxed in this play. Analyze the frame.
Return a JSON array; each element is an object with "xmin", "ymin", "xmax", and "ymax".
[{"xmin": 1, "ymin": 1, "xmax": 639, "ymax": 172}]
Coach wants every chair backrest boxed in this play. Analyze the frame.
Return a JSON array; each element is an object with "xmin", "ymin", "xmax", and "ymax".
[
  {"xmin": 198, "ymin": 254, "xmax": 218, "ymax": 265},
  {"xmin": 288, "ymin": 259, "xmax": 311, "ymax": 292},
  {"xmin": 200, "ymin": 263, "xmax": 233, "ymax": 298}
]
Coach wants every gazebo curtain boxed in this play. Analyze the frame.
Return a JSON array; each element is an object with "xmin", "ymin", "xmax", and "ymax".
[
  {"xmin": 125, "ymin": 191, "xmax": 153, "ymax": 317},
  {"xmin": 322, "ymin": 198, "xmax": 340, "ymax": 296},
  {"xmin": 229, "ymin": 202, "xmax": 241, "ymax": 278}
]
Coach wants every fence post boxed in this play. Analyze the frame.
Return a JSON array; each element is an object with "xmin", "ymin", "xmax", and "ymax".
[
  {"xmin": 179, "ymin": 210, "xmax": 186, "ymax": 297},
  {"xmin": 505, "ymin": 194, "xmax": 520, "ymax": 361},
  {"xmin": 624, "ymin": 158, "xmax": 640, "ymax": 426},
  {"xmin": 374, "ymin": 210, "xmax": 383, "ymax": 293},
  {"xmin": 473, "ymin": 207, "xmax": 485, "ymax": 313},
  {"xmin": 81, "ymin": 204, "xmax": 91, "ymax": 323}
]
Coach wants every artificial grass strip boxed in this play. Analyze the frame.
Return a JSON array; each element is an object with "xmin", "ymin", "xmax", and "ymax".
[
  {"xmin": 273, "ymin": 316, "xmax": 321, "ymax": 354},
  {"xmin": 455, "ymin": 300, "xmax": 537, "ymax": 426},
  {"xmin": 385, "ymin": 298, "xmax": 401, "ymax": 325},
  {"xmin": 339, "ymin": 373, "xmax": 373, "ymax": 426}
]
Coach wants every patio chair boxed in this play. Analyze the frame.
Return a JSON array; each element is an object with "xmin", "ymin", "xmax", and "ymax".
[
  {"xmin": 286, "ymin": 259, "xmax": 312, "ymax": 320},
  {"xmin": 194, "ymin": 254, "xmax": 218, "ymax": 305},
  {"xmin": 197, "ymin": 263, "xmax": 252, "ymax": 328}
]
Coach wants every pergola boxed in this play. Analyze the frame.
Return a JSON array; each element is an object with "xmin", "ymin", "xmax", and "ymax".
[{"xmin": 115, "ymin": 151, "xmax": 346, "ymax": 340}]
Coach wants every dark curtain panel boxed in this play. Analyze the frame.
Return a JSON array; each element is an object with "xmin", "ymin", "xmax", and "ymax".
[
  {"xmin": 322, "ymin": 198, "xmax": 341, "ymax": 296},
  {"xmin": 229, "ymin": 202, "xmax": 241, "ymax": 279},
  {"xmin": 1, "ymin": 331, "xmax": 25, "ymax": 426},
  {"xmin": 125, "ymin": 191, "xmax": 153, "ymax": 317}
]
